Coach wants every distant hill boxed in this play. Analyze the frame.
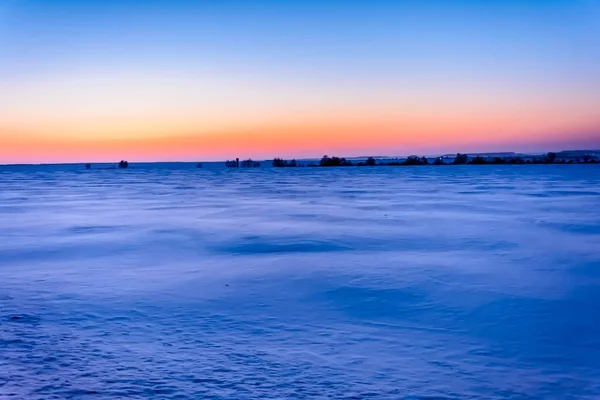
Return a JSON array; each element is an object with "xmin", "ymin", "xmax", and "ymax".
[{"xmin": 556, "ymin": 150, "xmax": 600, "ymax": 156}]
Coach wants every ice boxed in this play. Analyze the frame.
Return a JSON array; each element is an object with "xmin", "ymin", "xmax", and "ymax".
[{"xmin": 1, "ymin": 165, "xmax": 599, "ymax": 399}]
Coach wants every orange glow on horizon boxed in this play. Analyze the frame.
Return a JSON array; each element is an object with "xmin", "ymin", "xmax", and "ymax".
[{"xmin": 2, "ymin": 114, "xmax": 599, "ymax": 163}]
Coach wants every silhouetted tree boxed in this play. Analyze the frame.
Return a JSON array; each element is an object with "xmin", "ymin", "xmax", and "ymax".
[
  {"xmin": 118, "ymin": 160, "xmax": 129, "ymax": 168},
  {"xmin": 545, "ymin": 152, "xmax": 557, "ymax": 164},
  {"xmin": 403, "ymin": 155, "xmax": 421, "ymax": 165},
  {"xmin": 273, "ymin": 158, "xmax": 299, "ymax": 167},
  {"xmin": 420, "ymin": 156, "xmax": 429, "ymax": 165},
  {"xmin": 320, "ymin": 155, "xmax": 339, "ymax": 166},
  {"xmin": 453, "ymin": 153, "xmax": 468, "ymax": 164},
  {"xmin": 272, "ymin": 158, "xmax": 286, "ymax": 167},
  {"xmin": 433, "ymin": 157, "xmax": 445, "ymax": 165},
  {"xmin": 320, "ymin": 156, "xmax": 354, "ymax": 166},
  {"xmin": 366, "ymin": 157, "xmax": 376, "ymax": 166},
  {"xmin": 471, "ymin": 156, "xmax": 486, "ymax": 164}
]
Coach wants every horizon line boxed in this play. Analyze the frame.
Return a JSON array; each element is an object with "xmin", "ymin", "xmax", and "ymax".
[{"xmin": 2, "ymin": 148, "xmax": 599, "ymax": 167}]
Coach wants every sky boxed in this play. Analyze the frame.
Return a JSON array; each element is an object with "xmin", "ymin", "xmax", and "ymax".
[{"xmin": 1, "ymin": 0, "xmax": 599, "ymax": 163}]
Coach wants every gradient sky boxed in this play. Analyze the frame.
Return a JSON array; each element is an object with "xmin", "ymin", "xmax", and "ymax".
[{"xmin": 1, "ymin": 0, "xmax": 599, "ymax": 163}]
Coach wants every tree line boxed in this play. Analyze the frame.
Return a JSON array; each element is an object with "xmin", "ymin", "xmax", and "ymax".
[
  {"xmin": 270, "ymin": 152, "xmax": 597, "ymax": 168},
  {"xmin": 225, "ymin": 158, "xmax": 261, "ymax": 168}
]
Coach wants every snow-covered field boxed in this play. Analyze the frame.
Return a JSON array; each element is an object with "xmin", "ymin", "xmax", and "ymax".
[{"xmin": 1, "ymin": 165, "xmax": 599, "ymax": 399}]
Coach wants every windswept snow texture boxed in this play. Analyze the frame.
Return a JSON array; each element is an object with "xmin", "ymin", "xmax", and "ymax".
[{"xmin": 1, "ymin": 165, "xmax": 600, "ymax": 399}]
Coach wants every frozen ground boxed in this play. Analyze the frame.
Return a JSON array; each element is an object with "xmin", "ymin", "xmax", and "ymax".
[{"xmin": 1, "ymin": 165, "xmax": 599, "ymax": 399}]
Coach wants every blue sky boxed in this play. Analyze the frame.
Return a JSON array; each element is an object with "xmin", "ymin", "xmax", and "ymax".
[{"xmin": 1, "ymin": 0, "xmax": 599, "ymax": 162}]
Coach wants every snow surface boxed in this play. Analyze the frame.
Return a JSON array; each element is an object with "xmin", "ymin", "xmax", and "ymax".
[{"xmin": 1, "ymin": 165, "xmax": 599, "ymax": 399}]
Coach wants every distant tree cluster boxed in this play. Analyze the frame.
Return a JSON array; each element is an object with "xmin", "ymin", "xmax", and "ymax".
[
  {"xmin": 356, "ymin": 157, "xmax": 377, "ymax": 166},
  {"xmin": 406, "ymin": 156, "xmax": 429, "ymax": 165},
  {"xmin": 471, "ymin": 156, "xmax": 486, "ymax": 164},
  {"xmin": 579, "ymin": 155, "xmax": 597, "ymax": 164},
  {"xmin": 319, "ymin": 155, "xmax": 354, "ymax": 167},
  {"xmin": 240, "ymin": 159, "xmax": 261, "ymax": 168},
  {"xmin": 305, "ymin": 151, "xmax": 597, "ymax": 168},
  {"xmin": 453, "ymin": 153, "xmax": 469, "ymax": 164},
  {"xmin": 438, "ymin": 152, "xmax": 597, "ymax": 165},
  {"xmin": 225, "ymin": 158, "xmax": 260, "ymax": 168},
  {"xmin": 272, "ymin": 158, "xmax": 298, "ymax": 167},
  {"xmin": 382, "ymin": 156, "xmax": 429, "ymax": 166},
  {"xmin": 118, "ymin": 160, "xmax": 129, "ymax": 169}
]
